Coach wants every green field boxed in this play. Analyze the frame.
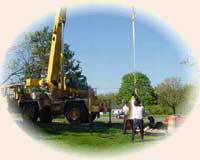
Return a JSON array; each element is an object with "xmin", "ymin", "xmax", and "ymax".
[{"xmin": 14, "ymin": 116, "xmax": 167, "ymax": 153}]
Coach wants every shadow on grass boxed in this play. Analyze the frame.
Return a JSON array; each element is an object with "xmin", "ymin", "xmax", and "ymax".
[
  {"xmin": 15, "ymin": 120, "xmax": 114, "ymax": 135},
  {"xmin": 15, "ymin": 120, "xmax": 166, "ymax": 138}
]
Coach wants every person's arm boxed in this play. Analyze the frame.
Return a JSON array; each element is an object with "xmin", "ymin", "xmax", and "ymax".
[
  {"xmin": 142, "ymin": 107, "xmax": 146, "ymax": 117},
  {"xmin": 122, "ymin": 106, "xmax": 125, "ymax": 114},
  {"xmin": 123, "ymin": 106, "xmax": 129, "ymax": 115}
]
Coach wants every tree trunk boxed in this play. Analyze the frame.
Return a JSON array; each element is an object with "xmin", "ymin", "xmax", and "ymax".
[{"xmin": 172, "ymin": 106, "xmax": 176, "ymax": 114}]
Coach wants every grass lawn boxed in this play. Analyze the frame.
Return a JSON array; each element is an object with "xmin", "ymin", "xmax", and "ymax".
[{"xmin": 14, "ymin": 116, "xmax": 167, "ymax": 153}]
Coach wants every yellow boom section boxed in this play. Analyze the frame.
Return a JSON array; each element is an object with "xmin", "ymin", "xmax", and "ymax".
[{"xmin": 46, "ymin": 8, "xmax": 66, "ymax": 85}]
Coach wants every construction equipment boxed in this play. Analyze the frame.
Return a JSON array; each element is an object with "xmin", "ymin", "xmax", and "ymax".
[{"xmin": 1, "ymin": 8, "xmax": 111, "ymax": 124}]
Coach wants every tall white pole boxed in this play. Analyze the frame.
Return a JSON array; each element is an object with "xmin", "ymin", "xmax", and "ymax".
[
  {"xmin": 132, "ymin": 7, "xmax": 136, "ymax": 73},
  {"xmin": 132, "ymin": 7, "xmax": 137, "ymax": 95}
]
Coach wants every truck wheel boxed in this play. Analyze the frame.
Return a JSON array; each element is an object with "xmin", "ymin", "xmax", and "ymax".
[
  {"xmin": 22, "ymin": 104, "xmax": 38, "ymax": 122},
  {"xmin": 65, "ymin": 101, "xmax": 88, "ymax": 124},
  {"xmin": 39, "ymin": 109, "xmax": 52, "ymax": 123},
  {"xmin": 66, "ymin": 106, "xmax": 81, "ymax": 124}
]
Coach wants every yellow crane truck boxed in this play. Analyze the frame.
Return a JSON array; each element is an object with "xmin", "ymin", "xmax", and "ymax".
[{"xmin": 1, "ymin": 8, "xmax": 111, "ymax": 124}]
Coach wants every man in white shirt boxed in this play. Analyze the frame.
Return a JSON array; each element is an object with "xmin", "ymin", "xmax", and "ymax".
[{"xmin": 129, "ymin": 96, "xmax": 145, "ymax": 143}]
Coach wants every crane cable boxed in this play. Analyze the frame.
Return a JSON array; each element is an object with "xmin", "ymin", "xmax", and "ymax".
[{"xmin": 132, "ymin": 7, "xmax": 137, "ymax": 96}]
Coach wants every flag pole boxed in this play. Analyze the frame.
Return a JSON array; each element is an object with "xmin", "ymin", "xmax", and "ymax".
[{"xmin": 131, "ymin": 7, "xmax": 137, "ymax": 96}]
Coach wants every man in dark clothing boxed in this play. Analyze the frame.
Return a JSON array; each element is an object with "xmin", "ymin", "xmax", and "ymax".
[{"xmin": 129, "ymin": 97, "xmax": 145, "ymax": 143}]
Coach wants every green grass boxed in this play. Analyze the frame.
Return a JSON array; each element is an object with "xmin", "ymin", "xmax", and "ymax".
[
  {"xmin": 100, "ymin": 114, "xmax": 110, "ymax": 117},
  {"xmin": 15, "ymin": 117, "xmax": 167, "ymax": 153}
]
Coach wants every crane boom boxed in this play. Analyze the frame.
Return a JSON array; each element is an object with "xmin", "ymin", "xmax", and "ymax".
[{"xmin": 46, "ymin": 8, "xmax": 66, "ymax": 85}]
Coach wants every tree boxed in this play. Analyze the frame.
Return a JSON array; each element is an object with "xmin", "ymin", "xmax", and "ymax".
[
  {"xmin": 3, "ymin": 26, "xmax": 82, "ymax": 84},
  {"xmin": 181, "ymin": 55, "xmax": 196, "ymax": 66},
  {"xmin": 116, "ymin": 72, "xmax": 157, "ymax": 106},
  {"xmin": 176, "ymin": 83, "xmax": 197, "ymax": 114},
  {"xmin": 155, "ymin": 77, "xmax": 186, "ymax": 114}
]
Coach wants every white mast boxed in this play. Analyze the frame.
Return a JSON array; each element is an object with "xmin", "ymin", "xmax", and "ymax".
[
  {"xmin": 132, "ymin": 7, "xmax": 136, "ymax": 74},
  {"xmin": 131, "ymin": 7, "xmax": 137, "ymax": 95}
]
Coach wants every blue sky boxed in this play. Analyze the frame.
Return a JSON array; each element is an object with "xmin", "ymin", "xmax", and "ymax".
[{"xmin": 8, "ymin": 5, "xmax": 198, "ymax": 93}]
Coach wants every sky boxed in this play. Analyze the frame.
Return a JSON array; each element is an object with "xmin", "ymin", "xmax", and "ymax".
[{"xmin": 4, "ymin": 4, "xmax": 198, "ymax": 93}]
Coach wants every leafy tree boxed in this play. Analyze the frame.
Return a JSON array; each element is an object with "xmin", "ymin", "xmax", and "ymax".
[
  {"xmin": 3, "ymin": 26, "xmax": 82, "ymax": 84},
  {"xmin": 155, "ymin": 77, "xmax": 186, "ymax": 114},
  {"xmin": 176, "ymin": 83, "xmax": 197, "ymax": 114},
  {"xmin": 116, "ymin": 72, "xmax": 157, "ymax": 106}
]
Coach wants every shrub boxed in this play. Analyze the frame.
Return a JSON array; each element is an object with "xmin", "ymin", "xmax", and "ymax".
[{"xmin": 145, "ymin": 105, "xmax": 173, "ymax": 115}]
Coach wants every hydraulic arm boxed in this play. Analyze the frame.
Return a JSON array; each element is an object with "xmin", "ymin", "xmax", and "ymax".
[{"xmin": 47, "ymin": 8, "xmax": 66, "ymax": 86}]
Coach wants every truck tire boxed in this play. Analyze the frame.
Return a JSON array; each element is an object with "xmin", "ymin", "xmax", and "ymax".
[
  {"xmin": 22, "ymin": 104, "xmax": 39, "ymax": 122},
  {"xmin": 65, "ymin": 100, "xmax": 89, "ymax": 124},
  {"xmin": 39, "ymin": 109, "xmax": 52, "ymax": 123}
]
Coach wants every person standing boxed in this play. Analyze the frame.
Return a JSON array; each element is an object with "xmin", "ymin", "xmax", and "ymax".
[
  {"xmin": 122, "ymin": 101, "xmax": 130, "ymax": 134},
  {"xmin": 129, "ymin": 96, "xmax": 145, "ymax": 143}
]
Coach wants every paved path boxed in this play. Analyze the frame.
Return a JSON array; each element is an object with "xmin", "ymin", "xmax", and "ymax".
[{"xmin": 96, "ymin": 116, "xmax": 165, "ymax": 123}]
